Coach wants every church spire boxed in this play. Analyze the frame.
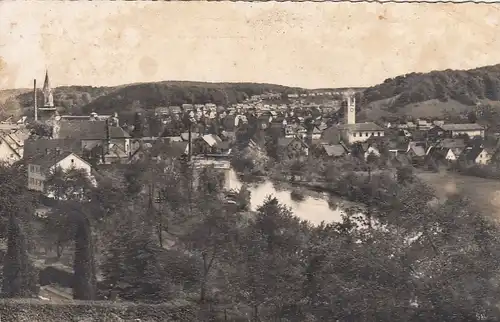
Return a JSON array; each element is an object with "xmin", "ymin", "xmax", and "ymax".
[
  {"xmin": 43, "ymin": 70, "xmax": 51, "ymax": 92},
  {"xmin": 42, "ymin": 69, "xmax": 54, "ymax": 108}
]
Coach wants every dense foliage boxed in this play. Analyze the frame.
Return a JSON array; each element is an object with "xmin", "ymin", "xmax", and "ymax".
[
  {"xmin": 2, "ymin": 136, "xmax": 500, "ymax": 320},
  {"xmin": 362, "ymin": 64, "xmax": 500, "ymax": 108}
]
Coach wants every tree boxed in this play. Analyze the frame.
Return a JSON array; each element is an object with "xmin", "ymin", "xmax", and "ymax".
[
  {"xmin": 0, "ymin": 97, "xmax": 22, "ymax": 120},
  {"xmin": 42, "ymin": 210, "xmax": 74, "ymax": 259},
  {"xmin": 230, "ymin": 197, "xmax": 309, "ymax": 321},
  {"xmin": 102, "ymin": 222, "xmax": 169, "ymax": 302},
  {"xmin": 27, "ymin": 121, "xmax": 53, "ymax": 138},
  {"xmin": 396, "ymin": 166, "xmax": 414, "ymax": 184},
  {"xmin": 72, "ymin": 208, "xmax": 97, "ymax": 300},
  {"xmin": 44, "ymin": 168, "xmax": 105, "ymax": 301},
  {"xmin": 132, "ymin": 112, "xmax": 144, "ymax": 138},
  {"xmin": 2, "ymin": 214, "xmax": 38, "ymax": 298},
  {"xmin": 181, "ymin": 207, "xmax": 240, "ymax": 303},
  {"xmin": 366, "ymin": 152, "xmax": 379, "ymax": 181}
]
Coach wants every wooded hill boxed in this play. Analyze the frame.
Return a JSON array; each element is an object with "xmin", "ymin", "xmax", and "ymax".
[
  {"xmin": 359, "ymin": 64, "xmax": 500, "ymax": 122},
  {"xmin": 4, "ymin": 63, "xmax": 500, "ymax": 121},
  {"xmin": 3, "ymin": 82, "xmax": 312, "ymax": 118}
]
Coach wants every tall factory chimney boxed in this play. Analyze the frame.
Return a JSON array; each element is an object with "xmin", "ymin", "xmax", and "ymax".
[{"xmin": 34, "ymin": 79, "xmax": 38, "ymax": 121}]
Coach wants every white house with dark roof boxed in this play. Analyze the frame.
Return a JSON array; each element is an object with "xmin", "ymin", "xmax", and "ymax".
[
  {"xmin": 27, "ymin": 150, "xmax": 92, "ymax": 192},
  {"xmin": 461, "ymin": 146, "xmax": 493, "ymax": 165},
  {"xmin": 339, "ymin": 122, "xmax": 385, "ymax": 144}
]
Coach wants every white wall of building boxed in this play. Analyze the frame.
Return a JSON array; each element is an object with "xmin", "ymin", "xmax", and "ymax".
[
  {"xmin": 344, "ymin": 131, "xmax": 385, "ymax": 144},
  {"xmin": 28, "ymin": 153, "xmax": 92, "ymax": 192},
  {"xmin": 451, "ymin": 130, "xmax": 484, "ymax": 138},
  {"xmin": 346, "ymin": 95, "xmax": 356, "ymax": 125}
]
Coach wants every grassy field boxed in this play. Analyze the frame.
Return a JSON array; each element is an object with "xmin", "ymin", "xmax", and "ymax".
[
  {"xmin": 417, "ymin": 170, "xmax": 500, "ymax": 220},
  {"xmin": 359, "ymin": 98, "xmax": 473, "ymax": 122}
]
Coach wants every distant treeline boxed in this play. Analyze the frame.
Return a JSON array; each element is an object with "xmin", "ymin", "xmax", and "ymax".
[{"xmin": 362, "ymin": 64, "xmax": 500, "ymax": 108}]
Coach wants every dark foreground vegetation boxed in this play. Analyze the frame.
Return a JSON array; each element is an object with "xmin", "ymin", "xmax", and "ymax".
[{"xmin": 0, "ymin": 299, "xmax": 198, "ymax": 322}]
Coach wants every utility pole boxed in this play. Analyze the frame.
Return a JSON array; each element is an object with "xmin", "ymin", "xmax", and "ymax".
[
  {"xmin": 154, "ymin": 186, "xmax": 167, "ymax": 248},
  {"xmin": 34, "ymin": 79, "xmax": 38, "ymax": 122}
]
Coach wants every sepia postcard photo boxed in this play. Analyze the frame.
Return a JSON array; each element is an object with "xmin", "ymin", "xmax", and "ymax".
[{"xmin": 1, "ymin": 1, "xmax": 500, "ymax": 321}]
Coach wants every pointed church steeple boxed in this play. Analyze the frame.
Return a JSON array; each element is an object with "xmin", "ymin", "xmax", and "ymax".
[
  {"xmin": 43, "ymin": 70, "xmax": 50, "ymax": 91},
  {"xmin": 42, "ymin": 69, "xmax": 54, "ymax": 108}
]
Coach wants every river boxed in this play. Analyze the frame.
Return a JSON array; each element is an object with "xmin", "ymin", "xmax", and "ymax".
[{"xmin": 224, "ymin": 169, "xmax": 344, "ymax": 225}]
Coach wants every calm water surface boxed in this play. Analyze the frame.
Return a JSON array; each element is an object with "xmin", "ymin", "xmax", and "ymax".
[{"xmin": 225, "ymin": 169, "xmax": 343, "ymax": 225}]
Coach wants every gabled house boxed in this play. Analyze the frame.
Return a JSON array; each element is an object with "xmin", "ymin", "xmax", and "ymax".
[
  {"xmin": 193, "ymin": 134, "xmax": 231, "ymax": 155},
  {"xmin": 310, "ymin": 126, "xmax": 323, "ymax": 140},
  {"xmin": 407, "ymin": 142, "xmax": 427, "ymax": 164},
  {"xmin": 431, "ymin": 138, "xmax": 466, "ymax": 162},
  {"xmin": 460, "ymin": 146, "xmax": 493, "ymax": 165},
  {"xmin": 27, "ymin": 150, "xmax": 92, "ymax": 193},
  {"xmin": 0, "ymin": 129, "xmax": 30, "ymax": 164},
  {"xmin": 364, "ymin": 145, "xmax": 381, "ymax": 160},
  {"xmin": 318, "ymin": 144, "xmax": 347, "ymax": 158}
]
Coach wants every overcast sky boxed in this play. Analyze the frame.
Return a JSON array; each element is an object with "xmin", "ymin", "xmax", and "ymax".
[{"xmin": 1, "ymin": 2, "xmax": 500, "ymax": 89}]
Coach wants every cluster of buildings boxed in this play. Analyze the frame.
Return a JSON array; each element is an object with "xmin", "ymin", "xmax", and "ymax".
[{"xmin": 1, "ymin": 70, "xmax": 497, "ymax": 195}]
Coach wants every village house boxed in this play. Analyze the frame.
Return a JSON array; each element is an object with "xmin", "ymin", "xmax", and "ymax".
[
  {"xmin": 406, "ymin": 142, "xmax": 427, "ymax": 165},
  {"xmin": 47, "ymin": 117, "xmax": 132, "ymax": 164},
  {"xmin": 27, "ymin": 149, "xmax": 92, "ymax": 193},
  {"xmin": 339, "ymin": 122, "xmax": 385, "ymax": 144},
  {"xmin": 460, "ymin": 146, "xmax": 493, "ymax": 165},
  {"xmin": 192, "ymin": 134, "xmax": 231, "ymax": 156},
  {"xmin": 0, "ymin": 128, "xmax": 30, "ymax": 164},
  {"xmin": 68, "ymin": 121, "xmax": 128, "ymax": 151},
  {"xmin": 432, "ymin": 139, "xmax": 466, "ymax": 161},
  {"xmin": 428, "ymin": 123, "xmax": 485, "ymax": 139},
  {"xmin": 316, "ymin": 143, "xmax": 347, "ymax": 159},
  {"xmin": 364, "ymin": 145, "xmax": 381, "ymax": 160}
]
